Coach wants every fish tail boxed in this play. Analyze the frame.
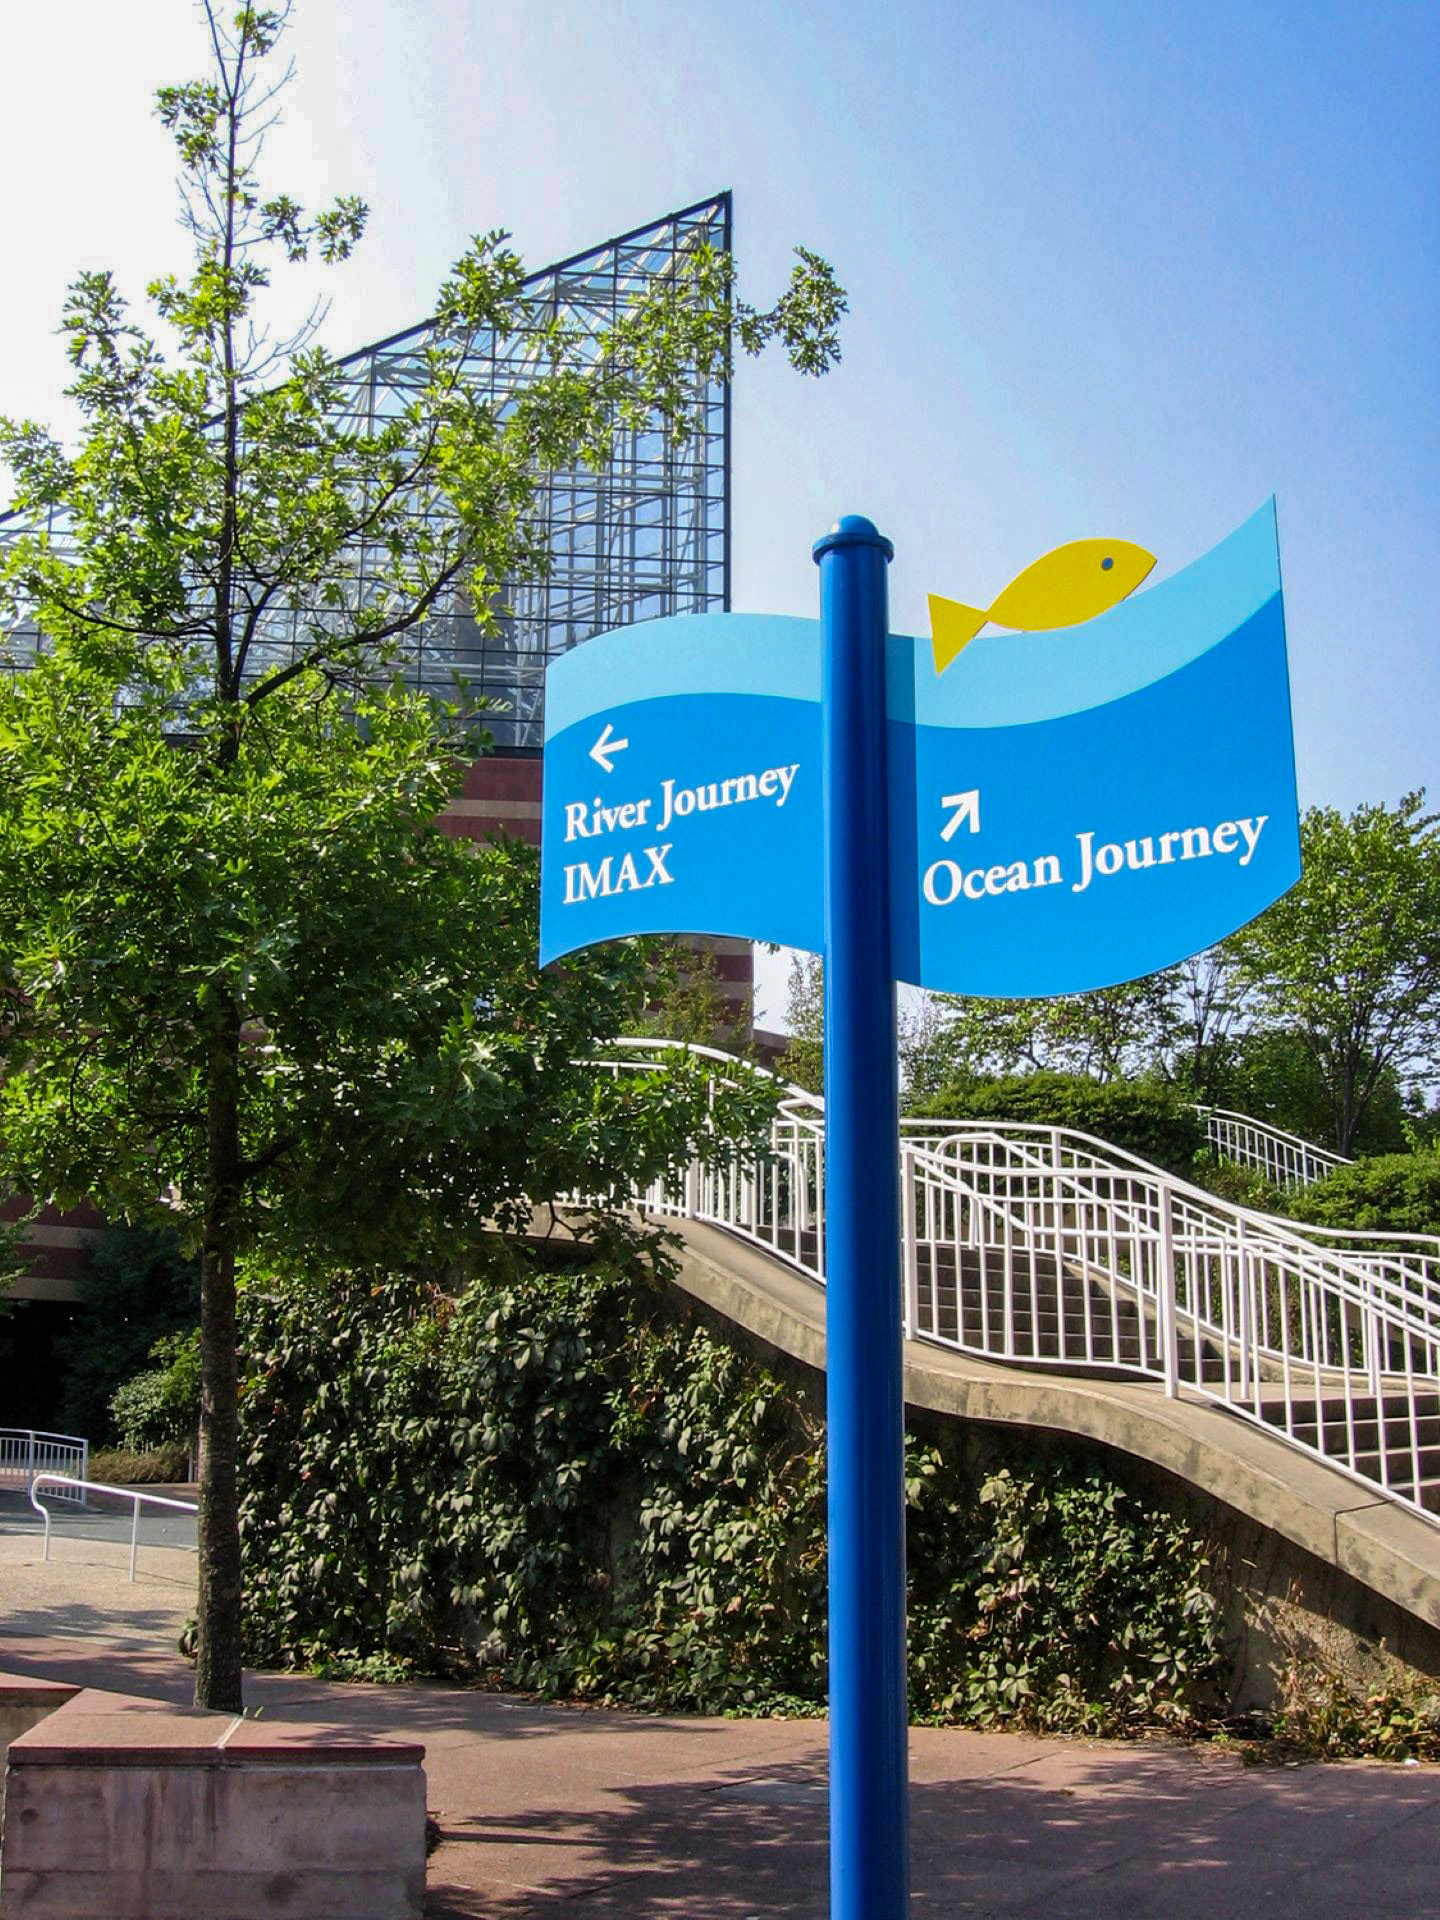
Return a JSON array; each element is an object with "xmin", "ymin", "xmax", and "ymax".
[{"xmin": 929, "ymin": 595, "xmax": 988, "ymax": 673}]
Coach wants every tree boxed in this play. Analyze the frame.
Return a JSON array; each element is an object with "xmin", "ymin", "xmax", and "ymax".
[
  {"xmin": 782, "ymin": 951, "xmax": 825, "ymax": 1095},
  {"xmin": 1212, "ymin": 1026, "xmax": 1414, "ymax": 1156},
  {"xmin": 1230, "ymin": 793, "xmax": 1440, "ymax": 1155},
  {"xmin": 1153, "ymin": 947, "xmax": 1248, "ymax": 1105},
  {"xmin": 0, "ymin": 1192, "xmax": 30, "ymax": 1317},
  {"xmin": 0, "ymin": 3, "xmax": 841, "ymax": 1710},
  {"xmin": 628, "ymin": 941, "xmax": 741, "ymax": 1053},
  {"xmin": 899, "ymin": 973, "xmax": 1180, "ymax": 1092}
]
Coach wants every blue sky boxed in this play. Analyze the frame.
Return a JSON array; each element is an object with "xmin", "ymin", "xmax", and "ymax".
[{"xmin": 3, "ymin": 1, "xmax": 1436, "ymax": 1020}]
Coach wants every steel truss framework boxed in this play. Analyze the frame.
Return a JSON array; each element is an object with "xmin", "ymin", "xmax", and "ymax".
[{"xmin": 0, "ymin": 195, "xmax": 732, "ymax": 750}]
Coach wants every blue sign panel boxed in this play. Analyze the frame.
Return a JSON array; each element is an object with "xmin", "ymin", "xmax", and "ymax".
[
  {"xmin": 886, "ymin": 501, "xmax": 1300, "ymax": 996},
  {"xmin": 538, "ymin": 503, "xmax": 1300, "ymax": 996},
  {"xmin": 539, "ymin": 615, "xmax": 821, "ymax": 966}
]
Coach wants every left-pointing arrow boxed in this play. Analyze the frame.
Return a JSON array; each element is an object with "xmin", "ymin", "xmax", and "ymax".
[{"xmin": 590, "ymin": 722, "xmax": 630, "ymax": 773}]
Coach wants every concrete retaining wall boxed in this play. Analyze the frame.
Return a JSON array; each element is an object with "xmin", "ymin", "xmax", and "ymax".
[
  {"xmin": 0, "ymin": 1685, "xmax": 425, "ymax": 1920},
  {"xmin": 659, "ymin": 1213, "xmax": 1440, "ymax": 1709},
  {"xmin": 0, "ymin": 1679, "xmax": 80, "ymax": 1834}
]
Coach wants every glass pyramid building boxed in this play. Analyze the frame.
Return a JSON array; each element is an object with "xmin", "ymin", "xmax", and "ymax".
[{"xmin": 1, "ymin": 193, "xmax": 732, "ymax": 753}]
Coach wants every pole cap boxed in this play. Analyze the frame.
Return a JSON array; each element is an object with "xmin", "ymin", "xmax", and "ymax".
[{"xmin": 812, "ymin": 514, "xmax": 895, "ymax": 564}]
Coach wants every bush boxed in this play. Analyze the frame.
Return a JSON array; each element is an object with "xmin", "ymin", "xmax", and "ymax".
[
  {"xmin": 87, "ymin": 1441, "xmax": 192, "ymax": 1485},
  {"xmin": 905, "ymin": 1452, "xmax": 1225, "ymax": 1733},
  {"xmin": 912, "ymin": 1072, "xmax": 1208, "ymax": 1177},
  {"xmin": 236, "ymin": 1237, "xmax": 1227, "ymax": 1732},
  {"xmin": 239, "ymin": 1236, "xmax": 826, "ymax": 1711},
  {"xmin": 0, "ymin": 1191, "xmax": 33, "ymax": 1313},
  {"xmin": 109, "ymin": 1329, "xmax": 201, "ymax": 1451},
  {"xmin": 1286, "ymin": 1152, "xmax": 1440, "ymax": 1241},
  {"xmin": 1249, "ymin": 1589, "xmax": 1440, "ymax": 1761},
  {"xmin": 1192, "ymin": 1159, "xmax": 1288, "ymax": 1214}
]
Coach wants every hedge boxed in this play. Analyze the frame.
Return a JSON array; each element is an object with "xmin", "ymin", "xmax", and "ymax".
[
  {"xmin": 911, "ymin": 1072, "xmax": 1208, "ymax": 1176},
  {"xmin": 1286, "ymin": 1153, "xmax": 1440, "ymax": 1240}
]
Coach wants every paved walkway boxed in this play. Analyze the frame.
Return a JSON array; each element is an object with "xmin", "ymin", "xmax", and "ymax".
[
  {"xmin": 0, "ymin": 1511, "xmax": 194, "ymax": 1649},
  {"xmin": 4, "ymin": 1532, "xmax": 1440, "ymax": 1917}
]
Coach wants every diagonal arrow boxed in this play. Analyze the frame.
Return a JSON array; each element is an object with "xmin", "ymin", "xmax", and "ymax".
[
  {"xmin": 589, "ymin": 721, "xmax": 630, "ymax": 774},
  {"xmin": 940, "ymin": 789, "xmax": 981, "ymax": 841}
]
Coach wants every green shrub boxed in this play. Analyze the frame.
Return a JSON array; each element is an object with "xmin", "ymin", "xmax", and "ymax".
[
  {"xmin": 236, "ymin": 1239, "xmax": 1226, "ymax": 1732},
  {"xmin": 905, "ymin": 1452, "xmax": 1225, "ymax": 1733},
  {"xmin": 1286, "ymin": 1152, "xmax": 1440, "ymax": 1241},
  {"xmin": 87, "ymin": 1441, "xmax": 192, "ymax": 1485},
  {"xmin": 912, "ymin": 1072, "xmax": 1208, "ymax": 1177},
  {"xmin": 0, "ymin": 1192, "xmax": 33, "ymax": 1314},
  {"xmin": 1272, "ymin": 1659, "xmax": 1440, "ymax": 1761},
  {"xmin": 1192, "ymin": 1159, "xmax": 1288, "ymax": 1214},
  {"xmin": 238, "ymin": 1239, "xmax": 826, "ymax": 1710},
  {"xmin": 109, "ymin": 1329, "xmax": 201, "ymax": 1451}
]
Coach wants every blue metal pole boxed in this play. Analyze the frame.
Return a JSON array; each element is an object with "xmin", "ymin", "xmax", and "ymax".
[{"xmin": 813, "ymin": 514, "xmax": 909, "ymax": 1920}]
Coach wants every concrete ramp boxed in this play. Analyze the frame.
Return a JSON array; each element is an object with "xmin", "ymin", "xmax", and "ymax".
[{"xmin": 662, "ymin": 1214, "xmax": 1440, "ymax": 1658}]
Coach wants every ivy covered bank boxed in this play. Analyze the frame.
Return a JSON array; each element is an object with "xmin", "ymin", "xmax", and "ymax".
[{"xmin": 236, "ymin": 1229, "xmax": 1227, "ymax": 1733}]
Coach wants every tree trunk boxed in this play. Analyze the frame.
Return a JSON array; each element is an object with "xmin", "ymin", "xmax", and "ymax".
[
  {"xmin": 1335, "ymin": 1060, "xmax": 1361, "ymax": 1159},
  {"xmin": 194, "ymin": 1012, "xmax": 244, "ymax": 1713}
]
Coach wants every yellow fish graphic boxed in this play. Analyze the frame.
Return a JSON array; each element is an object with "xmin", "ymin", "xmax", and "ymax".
[{"xmin": 929, "ymin": 538, "xmax": 1157, "ymax": 673}]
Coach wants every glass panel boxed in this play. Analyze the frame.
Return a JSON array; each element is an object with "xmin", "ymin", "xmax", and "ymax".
[{"xmin": 0, "ymin": 197, "xmax": 733, "ymax": 752}]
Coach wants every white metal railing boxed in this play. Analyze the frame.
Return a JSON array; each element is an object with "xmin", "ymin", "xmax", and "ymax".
[
  {"xmin": 28, "ymin": 1474, "xmax": 196, "ymax": 1583},
  {"xmin": 590, "ymin": 1040, "xmax": 1440, "ymax": 1529},
  {"xmin": 0, "ymin": 1429, "xmax": 89, "ymax": 1504},
  {"xmin": 1197, "ymin": 1105, "xmax": 1350, "ymax": 1190}
]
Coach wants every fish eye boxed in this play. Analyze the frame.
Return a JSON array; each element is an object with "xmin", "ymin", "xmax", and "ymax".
[{"xmin": 1101, "ymin": 556, "xmax": 1114, "ymax": 570}]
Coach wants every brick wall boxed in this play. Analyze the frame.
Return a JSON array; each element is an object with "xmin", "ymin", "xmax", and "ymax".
[{"xmin": 2, "ymin": 1195, "xmax": 104, "ymax": 1304}]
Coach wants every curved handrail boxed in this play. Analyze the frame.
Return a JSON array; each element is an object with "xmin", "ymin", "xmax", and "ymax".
[
  {"xmin": 593, "ymin": 1038, "xmax": 1440, "ymax": 1528},
  {"xmin": 909, "ymin": 1125, "xmax": 1440, "ymax": 1331},
  {"xmin": 29, "ymin": 1474, "xmax": 197, "ymax": 1584},
  {"xmin": 903, "ymin": 1114, "xmax": 1440, "ymax": 1266},
  {"xmin": 1194, "ymin": 1104, "xmax": 1351, "ymax": 1189},
  {"xmin": 599, "ymin": 1042, "xmax": 1354, "ymax": 1196},
  {"xmin": 1198, "ymin": 1104, "xmax": 1352, "ymax": 1165},
  {"xmin": 601, "ymin": 1042, "xmax": 1439, "ymax": 1269},
  {"xmin": 587, "ymin": 1035, "xmax": 822, "ymax": 1110}
]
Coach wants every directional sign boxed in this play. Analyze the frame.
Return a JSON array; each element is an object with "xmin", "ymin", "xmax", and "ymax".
[
  {"xmin": 588, "ymin": 721, "xmax": 629, "ymax": 772},
  {"xmin": 539, "ymin": 502, "xmax": 1300, "ymax": 999},
  {"xmin": 886, "ymin": 500, "xmax": 1300, "ymax": 996},
  {"xmin": 539, "ymin": 614, "xmax": 821, "ymax": 965},
  {"xmin": 537, "ymin": 502, "xmax": 1301, "ymax": 1920}
]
